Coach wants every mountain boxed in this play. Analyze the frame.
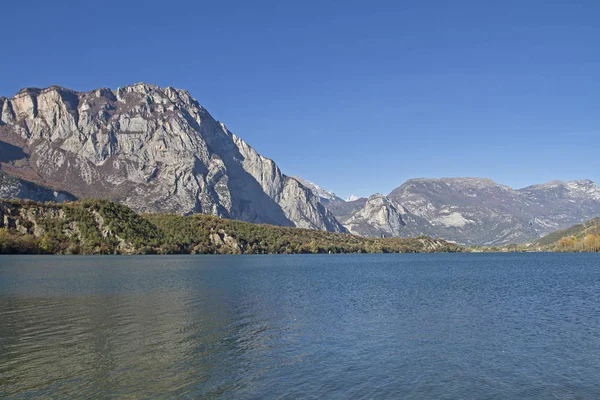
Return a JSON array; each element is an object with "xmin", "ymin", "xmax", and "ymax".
[
  {"xmin": 518, "ymin": 180, "xmax": 600, "ymax": 232},
  {"xmin": 387, "ymin": 178, "xmax": 538, "ymax": 245},
  {"xmin": 0, "ymin": 84, "xmax": 345, "ymax": 232},
  {"xmin": 327, "ymin": 197, "xmax": 368, "ymax": 224},
  {"xmin": 3, "ymin": 84, "xmax": 598, "ymax": 246},
  {"xmin": 386, "ymin": 178, "xmax": 600, "ymax": 245},
  {"xmin": 322, "ymin": 177, "xmax": 600, "ymax": 246},
  {"xmin": 329, "ymin": 178, "xmax": 536, "ymax": 245},
  {"xmin": 337, "ymin": 194, "xmax": 405, "ymax": 237},
  {"xmin": 326, "ymin": 194, "xmax": 432, "ymax": 238}
]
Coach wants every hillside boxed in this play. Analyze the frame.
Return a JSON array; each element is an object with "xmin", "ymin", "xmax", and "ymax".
[
  {"xmin": 0, "ymin": 199, "xmax": 462, "ymax": 255},
  {"xmin": 532, "ymin": 218, "xmax": 600, "ymax": 251}
]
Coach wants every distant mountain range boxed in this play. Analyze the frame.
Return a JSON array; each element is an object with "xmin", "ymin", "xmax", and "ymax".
[
  {"xmin": 326, "ymin": 178, "xmax": 600, "ymax": 245},
  {"xmin": 2, "ymin": 84, "xmax": 600, "ymax": 246}
]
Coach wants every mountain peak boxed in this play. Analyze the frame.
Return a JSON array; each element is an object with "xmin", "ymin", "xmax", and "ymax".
[
  {"xmin": 14, "ymin": 85, "xmax": 85, "ymax": 98},
  {"xmin": 0, "ymin": 83, "xmax": 345, "ymax": 233}
]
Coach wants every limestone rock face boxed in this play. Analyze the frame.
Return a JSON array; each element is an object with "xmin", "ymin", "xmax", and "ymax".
[
  {"xmin": 277, "ymin": 177, "xmax": 344, "ymax": 231},
  {"xmin": 340, "ymin": 194, "xmax": 407, "ymax": 237},
  {"xmin": 326, "ymin": 193, "xmax": 436, "ymax": 239},
  {"xmin": 0, "ymin": 84, "xmax": 345, "ymax": 232}
]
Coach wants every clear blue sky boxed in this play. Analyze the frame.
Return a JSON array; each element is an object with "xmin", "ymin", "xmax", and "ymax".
[{"xmin": 2, "ymin": 0, "xmax": 599, "ymax": 198}]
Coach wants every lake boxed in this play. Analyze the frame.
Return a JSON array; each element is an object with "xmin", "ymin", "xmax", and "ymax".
[{"xmin": 1, "ymin": 253, "xmax": 600, "ymax": 398}]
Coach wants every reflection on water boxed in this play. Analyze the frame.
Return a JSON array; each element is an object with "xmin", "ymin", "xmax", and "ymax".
[
  {"xmin": 0, "ymin": 257, "xmax": 258, "ymax": 398},
  {"xmin": 1, "ymin": 254, "xmax": 600, "ymax": 398}
]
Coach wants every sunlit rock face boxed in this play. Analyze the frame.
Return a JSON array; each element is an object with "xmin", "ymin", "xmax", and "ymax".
[
  {"xmin": 0, "ymin": 84, "xmax": 345, "ymax": 232},
  {"xmin": 337, "ymin": 194, "xmax": 406, "ymax": 237}
]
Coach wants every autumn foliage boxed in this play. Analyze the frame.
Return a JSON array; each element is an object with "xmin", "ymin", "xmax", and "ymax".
[{"xmin": 556, "ymin": 234, "xmax": 600, "ymax": 252}]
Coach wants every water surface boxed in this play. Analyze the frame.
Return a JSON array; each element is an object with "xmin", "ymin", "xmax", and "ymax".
[{"xmin": 1, "ymin": 253, "xmax": 600, "ymax": 398}]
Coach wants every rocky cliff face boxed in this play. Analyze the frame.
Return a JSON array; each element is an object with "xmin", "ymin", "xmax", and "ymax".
[
  {"xmin": 0, "ymin": 84, "xmax": 345, "ymax": 232},
  {"xmin": 325, "ymin": 193, "xmax": 437, "ymax": 239},
  {"xmin": 339, "ymin": 194, "xmax": 406, "ymax": 237}
]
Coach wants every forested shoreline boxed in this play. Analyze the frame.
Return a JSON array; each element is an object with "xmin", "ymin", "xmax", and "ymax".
[{"xmin": 0, "ymin": 199, "xmax": 462, "ymax": 255}]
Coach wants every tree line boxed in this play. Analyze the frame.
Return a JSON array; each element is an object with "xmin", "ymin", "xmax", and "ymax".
[
  {"xmin": 555, "ymin": 234, "xmax": 600, "ymax": 252},
  {"xmin": 0, "ymin": 199, "xmax": 462, "ymax": 255}
]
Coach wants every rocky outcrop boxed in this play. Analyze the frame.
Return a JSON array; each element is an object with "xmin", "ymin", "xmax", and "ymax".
[
  {"xmin": 0, "ymin": 84, "xmax": 345, "ymax": 232},
  {"xmin": 339, "ymin": 194, "xmax": 407, "ymax": 237},
  {"xmin": 208, "ymin": 230, "xmax": 242, "ymax": 253},
  {"xmin": 277, "ymin": 177, "xmax": 346, "ymax": 231},
  {"xmin": 326, "ymin": 193, "xmax": 436, "ymax": 239},
  {"xmin": 0, "ymin": 200, "xmax": 132, "ymax": 251}
]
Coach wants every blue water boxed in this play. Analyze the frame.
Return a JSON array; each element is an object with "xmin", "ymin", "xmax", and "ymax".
[{"xmin": 1, "ymin": 253, "xmax": 600, "ymax": 398}]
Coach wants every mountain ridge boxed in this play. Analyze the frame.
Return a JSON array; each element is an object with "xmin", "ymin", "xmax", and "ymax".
[
  {"xmin": 314, "ymin": 176, "xmax": 600, "ymax": 246},
  {"xmin": 2, "ymin": 84, "xmax": 600, "ymax": 246},
  {"xmin": 0, "ymin": 83, "xmax": 346, "ymax": 232}
]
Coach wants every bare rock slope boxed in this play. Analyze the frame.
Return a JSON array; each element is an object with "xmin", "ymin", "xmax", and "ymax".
[{"xmin": 0, "ymin": 84, "xmax": 345, "ymax": 232}]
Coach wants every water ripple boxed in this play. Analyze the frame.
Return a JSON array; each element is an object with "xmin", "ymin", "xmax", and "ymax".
[{"xmin": 1, "ymin": 253, "xmax": 600, "ymax": 398}]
